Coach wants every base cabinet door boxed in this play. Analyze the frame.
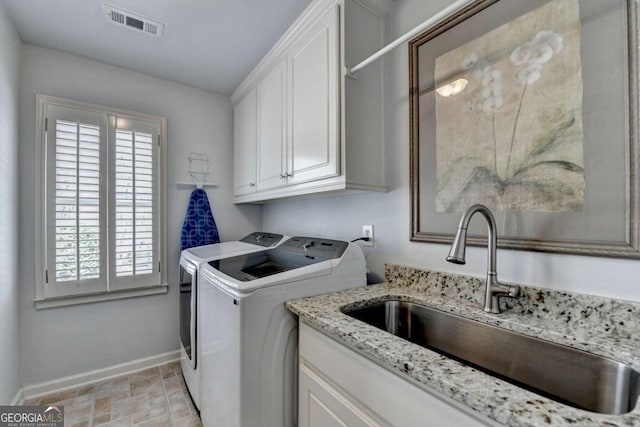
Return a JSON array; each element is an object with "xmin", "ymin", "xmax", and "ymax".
[
  {"xmin": 299, "ymin": 322, "xmax": 498, "ymax": 427},
  {"xmin": 299, "ymin": 363, "xmax": 383, "ymax": 427}
]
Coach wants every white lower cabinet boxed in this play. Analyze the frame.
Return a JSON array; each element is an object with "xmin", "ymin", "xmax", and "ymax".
[
  {"xmin": 298, "ymin": 322, "xmax": 499, "ymax": 427},
  {"xmin": 299, "ymin": 363, "xmax": 383, "ymax": 427}
]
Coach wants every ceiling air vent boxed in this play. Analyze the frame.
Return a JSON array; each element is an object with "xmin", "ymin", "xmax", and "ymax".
[{"xmin": 103, "ymin": 4, "xmax": 164, "ymax": 38}]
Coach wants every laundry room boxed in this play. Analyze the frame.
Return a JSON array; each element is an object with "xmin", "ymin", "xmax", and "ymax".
[{"xmin": 2, "ymin": 0, "xmax": 640, "ymax": 426}]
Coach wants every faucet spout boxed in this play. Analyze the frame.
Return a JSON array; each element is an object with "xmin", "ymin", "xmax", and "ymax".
[{"xmin": 446, "ymin": 204, "xmax": 519, "ymax": 314}]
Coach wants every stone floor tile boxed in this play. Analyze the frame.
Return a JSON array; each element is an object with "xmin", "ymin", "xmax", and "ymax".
[
  {"xmin": 131, "ymin": 376, "xmax": 163, "ymax": 397},
  {"xmin": 112, "ymin": 395, "xmax": 149, "ymax": 420},
  {"xmin": 168, "ymin": 398, "xmax": 189, "ymax": 412},
  {"xmin": 134, "ymin": 413, "xmax": 172, "ymax": 427},
  {"xmin": 168, "ymin": 398, "xmax": 191, "ymax": 421},
  {"xmin": 97, "ymin": 376, "xmax": 131, "ymax": 400},
  {"xmin": 147, "ymin": 389, "xmax": 166, "ymax": 408},
  {"xmin": 132, "ymin": 404, "xmax": 169, "ymax": 424},
  {"xmin": 173, "ymin": 415, "xmax": 202, "ymax": 427},
  {"xmin": 183, "ymin": 396, "xmax": 197, "ymax": 415},
  {"xmin": 130, "ymin": 368, "xmax": 160, "ymax": 382},
  {"xmin": 40, "ymin": 389, "xmax": 78, "ymax": 405},
  {"xmin": 162, "ymin": 377, "xmax": 186, "ymax": 394},
  {"xmin": 93, "ymin": 412, "xmax": 112, "ymax": 426},
  {"xmin": 166, "ymin": 390, "xmax": 189, "ymax": 405},
  {"xmin": 39, "ymin": 398, "xmax": 76, "ymax": 411},
  {"xmin": 108, "ymin": 415, "xmax": 133, "ymax": 427},
  {"xmin": 95, "ymin": 396, "xmax": 112, "ymax": 415},
  {"xmin": 76, "ymin": 384, "xmax": 96, "ymax": 396},
  {"xmin": 160, "ymin": 362, "xmax": 180, "ymax": 380},
  {"xmin": 73, "ymin": 392, "xmax": 94, "ymax": 405},
  {"xmin": 171, "ymin": 407, "xmax": 190, "ymax": 421},
  {"xmin": 19, "ymin": 361, "xmax": 198, "ymax": 427},
  {"xmin": 64, "ymin": 401, "xmax": 92, "ymax": 423}
]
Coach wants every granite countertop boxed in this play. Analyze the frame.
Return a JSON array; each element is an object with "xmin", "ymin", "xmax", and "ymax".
[{"xmin": 286, "ymin": 264, "xmax": 640, "ymax": 427}]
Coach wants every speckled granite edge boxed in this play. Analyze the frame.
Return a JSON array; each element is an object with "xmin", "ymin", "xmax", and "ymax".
[
  {"xmin": 384, "ymin": 264, "xmax": 640, "ymax": 345},
  {"xmin": 287, "ymin": 264, "xmax": 640, "ymax": 427}
]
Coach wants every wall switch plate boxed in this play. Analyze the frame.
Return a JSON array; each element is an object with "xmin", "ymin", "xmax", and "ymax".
[{"xmin": 362, "ymin": 224, "xmax": 374, "ymax": 247}]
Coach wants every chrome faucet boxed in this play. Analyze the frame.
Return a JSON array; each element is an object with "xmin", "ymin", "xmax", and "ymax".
[{"xmin": 446, "ymin": 204, "xmax": 519, "ymax": 314}]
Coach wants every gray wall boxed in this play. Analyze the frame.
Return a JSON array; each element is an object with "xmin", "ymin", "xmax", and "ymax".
[
  {"xmin": 18, "ymin": 45, "xmax": 262, "ymax": 386},
  {"xmin": 263, "ymin": 0, "xmax": 640, "ymax": 302},
  {"xmin": 0, "ymin": 2, "xmax": 22, "ymax": 404}
]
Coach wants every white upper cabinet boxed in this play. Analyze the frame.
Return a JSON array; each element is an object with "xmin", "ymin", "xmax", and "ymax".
[
  {"xmin": 233, "ymin": 88, "xmax": 257, "ymax": 196},
  {"xmin": 257, "ymin": 58, "xmax": 288, "ymax": 191},
  {"xmin": 287, "ymin": 5, "xmax": 339, "ymax": 185},
  {"xmin": 231, "ymin": 0, "xmax": 390, "ymax": 203}
]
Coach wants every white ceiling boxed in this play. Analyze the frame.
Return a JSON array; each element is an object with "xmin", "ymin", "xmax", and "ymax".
[{"xmin": 2, "ymin": 0, "xmax": 313, "ymax": 95}]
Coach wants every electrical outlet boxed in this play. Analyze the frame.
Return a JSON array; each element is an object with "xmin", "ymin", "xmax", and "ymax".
[{"xmin": 361, "ymin": 224, "xmax": 374, "ymax": 247}]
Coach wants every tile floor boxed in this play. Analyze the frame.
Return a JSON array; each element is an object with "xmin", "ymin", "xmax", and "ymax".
[{"xmin": 22, "ymin": 361, "xmax": 201, "ymax": 427}]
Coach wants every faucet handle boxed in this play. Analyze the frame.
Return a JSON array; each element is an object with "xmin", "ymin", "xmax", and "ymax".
[
  {"xmin": 491, "ymin": 281, "xmax": 519, "ymax": 297},
  {"xmin": 485, "ymin": 282, "xmax": 520, "ymax": 314},
  {"xmin": 507, "ymin": 285, "xmax": 520, "ymax": 298}
]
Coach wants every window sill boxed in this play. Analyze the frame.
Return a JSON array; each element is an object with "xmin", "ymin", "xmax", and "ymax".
[{"xmin": 34, "ymin": 284, "xmax": 169, "ymax": 309}]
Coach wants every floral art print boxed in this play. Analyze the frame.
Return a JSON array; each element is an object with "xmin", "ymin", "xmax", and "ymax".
[{"xmin": 433, "ymin": 0, "xmax": 585, "ymax": 213}]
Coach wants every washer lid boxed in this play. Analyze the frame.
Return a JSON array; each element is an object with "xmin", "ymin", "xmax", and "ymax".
[
  {"xmin": 207, "ymin": 237, "xmax": 348, "ymax": 282},
  {"xmin": 182, "ymin": 232, "xmax": 285, "ymax": 264}
]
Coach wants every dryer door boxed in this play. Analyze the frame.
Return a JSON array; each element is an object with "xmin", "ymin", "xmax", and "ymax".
[{"xmin": 180, "ymin": 263, "xmax": 197, "ymax": 368}]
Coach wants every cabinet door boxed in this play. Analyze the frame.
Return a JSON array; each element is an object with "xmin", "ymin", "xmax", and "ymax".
[
  {"xmin": 299, "ymin": 363, "xmax": 383, "ymax": 427},
  {"xmin": 300, "ymin": 323, "xmax": 496, "ymax": 427},
  {"xmin": 287, "ymin": 4, "xmax": 340, "ymax": 185},
  {"xmin": 257, "ymin": 58, "xmax": 288, "ymax": 191},
  {"xmin": 233, "ymin": 88, "xmax": 257, "ymax": 196}
]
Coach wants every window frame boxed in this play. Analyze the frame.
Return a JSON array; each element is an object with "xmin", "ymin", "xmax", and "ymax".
[{"xmin": 35, "ymin": 94, "xmax": 168, "ymax": 309}]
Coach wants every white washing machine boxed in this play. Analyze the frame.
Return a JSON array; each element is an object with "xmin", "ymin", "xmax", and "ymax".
[
  {"xmin": 179, "ymin": 232, "xmax": 286, "ymax": 409},
  {"xmin": 198, "ymin": 236, "xmax": 366, "ymax": 427}
]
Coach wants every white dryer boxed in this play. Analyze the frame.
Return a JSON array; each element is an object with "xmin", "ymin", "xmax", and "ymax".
[
  {"xmin": 199, "ymin": 236, "xmax": 366, "ymax": 427},
  {"xmin": 179, "ymin": 232, "xmax": 286, "ymax": 409}
]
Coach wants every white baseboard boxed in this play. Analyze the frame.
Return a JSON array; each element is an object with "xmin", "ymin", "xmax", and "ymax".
[
  {"xmin": 10, "ymin": 388, "xmax": 23, "ymax": 405},
  {"xmin": 21, "ymin": 350, "xmax": 180, "ymax": 401}
]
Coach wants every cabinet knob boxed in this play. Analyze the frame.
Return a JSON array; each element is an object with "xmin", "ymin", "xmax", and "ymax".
[
  {"xmin": 249, "ymin": 182, "xmax": 255, "ymax": 187},
  {"xmin": 286, "ymin": 173, "xmax": 292, "ymax": 178},
  {"xmin": 280, "ymin": 174, "xmax": 286, "ymax": 179}
]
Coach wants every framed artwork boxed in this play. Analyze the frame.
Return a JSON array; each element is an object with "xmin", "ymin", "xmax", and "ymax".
[{"xmin": 410, "ymin": 0, "xmax": 640, "ymax": 258}]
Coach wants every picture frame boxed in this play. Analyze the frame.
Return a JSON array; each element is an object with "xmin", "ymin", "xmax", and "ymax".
[{"xmin": 409, "ymin": 0, "xmax": 640, "ymax": 258}]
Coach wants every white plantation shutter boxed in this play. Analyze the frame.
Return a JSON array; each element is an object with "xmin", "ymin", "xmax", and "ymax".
[
  {"xmin": 55, "ymin": 120, "xmax": 101, "ymax": 281},
  {"xmin": 109, "ymin": 115, "xmax": 160, "ymax": 290},
  {"xmin": 45, "ymin": 105, "xmax": 106, "ymax": 297},
  {"xmin": 114, "ymin": 129, "xmax": 154, "ymax": 276},
  {"xmin": 39, "ymin": 97, "xmax": 165, "ymax": 303}
]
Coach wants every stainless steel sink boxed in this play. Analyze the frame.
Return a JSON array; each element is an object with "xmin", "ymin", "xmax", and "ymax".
[{"xmin": 342, "ymin": 300, "xmax": 640, "ymax": 415}]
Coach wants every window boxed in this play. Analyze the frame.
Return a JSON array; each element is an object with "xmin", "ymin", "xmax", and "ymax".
[{"xmin": 35, "ymin": 95, "xmax": 167, "ymax": 308}]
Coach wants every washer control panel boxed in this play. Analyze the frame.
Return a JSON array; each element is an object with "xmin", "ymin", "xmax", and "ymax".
[
  {"xmin": 280, "ymin": 236, "xmax": 349, "ymax": 259},
  {"xmin": 239, "ymin": 232, "xmax": 285, "ymax": 247}
]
